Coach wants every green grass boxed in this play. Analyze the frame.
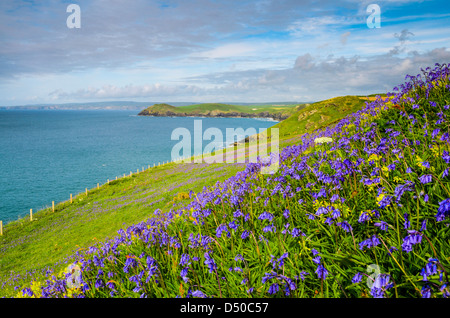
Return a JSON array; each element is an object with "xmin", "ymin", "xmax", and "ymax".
[
  {"xmin": 0, "ymin": 94, "xmax": 389, "ymax": 297},
  {"xmin": 271, "ymin": 95, "xmax": 369, "ymax": 140},
  {"xmin": 0, "ymin": 162, "xmax": 244, "ymax": 291}
]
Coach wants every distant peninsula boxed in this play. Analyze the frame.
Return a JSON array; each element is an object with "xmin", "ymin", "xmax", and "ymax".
[{"xmin": 138, "ymin": 103, "xmax": 303, "ymax": 121}]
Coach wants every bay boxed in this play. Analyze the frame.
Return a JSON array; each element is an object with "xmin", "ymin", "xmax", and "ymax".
[{"xmin": 0, "ymin": 110, "xmax": 276, "ymax": 224}]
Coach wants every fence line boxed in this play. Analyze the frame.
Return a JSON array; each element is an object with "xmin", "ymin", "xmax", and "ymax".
[{"xmin": 0, "ymin": 158, "xmax": 184, "ymax": 236}]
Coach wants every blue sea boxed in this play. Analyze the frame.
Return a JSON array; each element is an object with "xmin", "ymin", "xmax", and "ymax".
[{"xmin": 0, "ymin": 110, "xmax": 276, "ymax": 224}]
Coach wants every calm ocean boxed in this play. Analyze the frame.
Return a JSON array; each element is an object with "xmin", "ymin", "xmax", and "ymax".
[{"xmin": 0, "ymin": 110, "xmax": 276, "ymax": 224}]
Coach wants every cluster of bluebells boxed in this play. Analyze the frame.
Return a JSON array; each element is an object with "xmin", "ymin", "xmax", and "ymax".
[
  {"xmin": 8, "ymin": 63, "xmax": 450, "ymax": 298},
  {"xmin": 420, "ymin": 258, "xmax": 449, "ymax": 298}
]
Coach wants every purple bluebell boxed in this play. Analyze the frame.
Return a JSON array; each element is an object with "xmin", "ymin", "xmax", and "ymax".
[
  {"xmin": 258, "ymin": 211, "xmax": 274, "ymax": 221},
  {"xmin": 359, "ymin": 235, "xmax": 381, "ymax": 250},
  {"xmin": 402, "ymin": 230, "xmax": 423, "ymax": 253},
  {"xmin": 374, "ymin": 221, "xmax": 389, "ymax": 231},
  {"xmin": 419, "ymin": 174, "xmax": 432, "ymax": 184},
  {"xmin": 421, "ymin": 284, "xmax": 432, "ymax": 298},
  {"xmin": 337, "ymin": 221, "xmax": 352, "ymax": 232},
  {"xmin": 352, "ymin": 272, "xmax": 363, "ymax": 284},
  {"xmin": 204, "ymin": 251, "xmax": 217, "ymax": 273},
  {"xmin": 436, "ymin": 198, "xmax": 450, "ymax": 221},
  {"xmin": 315, "ymin": 264, "xmax": 328, "ymax": 280}
]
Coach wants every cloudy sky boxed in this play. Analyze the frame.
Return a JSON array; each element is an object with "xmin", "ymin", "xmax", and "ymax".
[{"xmin": 1, "ymin": 0, "xmax": 449, "ymax": 106}]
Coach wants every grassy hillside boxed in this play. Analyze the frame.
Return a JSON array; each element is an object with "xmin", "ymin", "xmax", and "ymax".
[
  {"xmin": 273, "ymin": 95, "xmax": 369, "ymax": 141},
  {"xmin": 2, "ymin": 64, "xmax": 450, "ymax": 298},
  {"xmin": 138, "ymin": 102, "xmax": 299, "ymax": 120}
]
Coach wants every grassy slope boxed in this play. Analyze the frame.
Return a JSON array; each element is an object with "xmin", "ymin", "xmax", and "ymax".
[
  {"xmin": 139, "ymin": 102, "xmax": 299, "ymax": 116},
  {"xmin": 0, "ymin": 95, "xmax": 377, "ymax": 296}
]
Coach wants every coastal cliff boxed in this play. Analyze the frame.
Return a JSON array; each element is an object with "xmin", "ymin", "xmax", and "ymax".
[{"xmin": 138, "ymin": 103, "xmax": 295, "ymax": 121}]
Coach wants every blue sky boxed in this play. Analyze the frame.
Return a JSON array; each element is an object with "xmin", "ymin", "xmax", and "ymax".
[{"xmin": 0, "ymin": 0, "xmax": 449, "ymax": 106}]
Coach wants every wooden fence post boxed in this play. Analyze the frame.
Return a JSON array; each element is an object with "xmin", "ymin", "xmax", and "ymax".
[
  {"xmin": 97, "ymin": 183, "xmax": 99, "ymax": 189},
  {"xmin": 30, "ymin": 209, "xmax": 33, "ymax": 221},
  {"xmin": 70, "ymin": 194, "xmax": 73, "ymax": 203},
  {"xmin": 86, "ymin": 188, "xmax": 88, "ymax": 195},
  {"xmin": 1, "ymin": 221, "xmax": 3, "ymax": 236},
  {"xmin": 52, "ymin": 201, "xmax": 55, "ymax": 212}
]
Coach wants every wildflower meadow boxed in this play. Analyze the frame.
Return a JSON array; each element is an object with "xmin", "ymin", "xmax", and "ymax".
[{"xmin": 6, "ymin": 63, "xmax": 450, "ymax": 299}]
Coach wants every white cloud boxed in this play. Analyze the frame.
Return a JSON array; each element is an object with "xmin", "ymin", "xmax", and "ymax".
[{"xmin": 193, "ymin": 43, "xmax": 256, "ymax": 59}]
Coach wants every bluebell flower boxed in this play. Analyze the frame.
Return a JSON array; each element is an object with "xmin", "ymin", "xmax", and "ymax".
[
  {"xmin": 180, "ymin": 268, "xmax": 189, "ymax": 283},
  {"xmin": 337, "ymin": 221, "xmax": 352, "ymax": 232},
  {"xmin": 421, "ymin": 284, "xmax": 432, "ymax": 298},
  {"xmin": 432, "ymin": 129, "xmax": 440, "ymax": 139},
  {"xmin": 123, "ymin": 256, "xmax": 138, "ymax": 274},
  {"xmin": 440, "ymin": 283, "xmax": 450, "ymax": 298},
  {"xmin": 216, "ymin": 224, "xmax": 230, "ymax": 238},
  {"xmin": 421, "ymin": 258, "xmax": 438, "ymax": 281},
  {"xmin": 419, "ymin": 174, "xmax": 432, "ymax": 184},
  {"xmin": 22, "ymin": 288, "xmax": 33, "ymax": 297},
  {"xmin": 191, "ymin": 290, "xmax": 207, "ymax": 298},
  {"xmin": 258, "ymin": 211, "xmax": 274, "ymax": 221},
  {"xmin": 291, "ymin": 227, "xmax": 305, "ymax": 238},
  {"xmin": 315, "ymin": 264, "xmax": 328, "ymax": 280},
  {"xmin": 370, "ymin": 274, "xmax": 393, "ymax": 298},
  {"xmin": 233, "ymin": 209, "xmax": 243, "ymax": 218},
  {"xmin": 436, "ymin": 198, "xmax": 450, "ymax": 221},
  {"xmin": 268, "ymin": 283, "xmax": 279, "ymax": 295},
  {"xmin": 204, "ymin": 251, "xmax": 217, "ymax": 273},
  {"xmin": 316, "ymin": 206, "xmax": 328, "ymax": 216},
  {"xmin": 263, "ymin": 224, "xmax": 276, "ymax": 233},
  {"xmin": 443, "ymin": 151, "xmax": 450, "ymax": 164},
  {"xmin": 374, "ymin": 221, "xmax": 389, "ymax": 231},
  {"xmin": 358, "ymin": 211, "xmax": 372, "ymax": 223},
  {"xmin": 404, "ymin": 213, "xmax": 410, "ymax": 229},
  {"xmin": 299, "ymin": 271, "xmax": 309, "ymax": 281},
  {"xmin": 330, "ymin": 194, "xmax": 340, "ymax": 203},
  {"xmin": 324, "ymin": 217, "xmax": 334, "ymax": 226},
  {"xmin": 312, "ymin": 256, "xmax": 321, "ymax": 265},
  {"xmin": 179, "ymin": 254, "xmax": 190, "ymax": 267},
  {"xmin": 95, "ymin": 279, "xmax": 104, "ymax": 289},
  {"xmin": 241, "ymin": 230, "xmax": 250, "ymax": 240},
  {"xmin": 262, "ymin": 272, "xmax": 277, "ymax": 284},
  {"xmin": 378, "ymin": 194, "xmax": 393, "ymax": 209},
  {"xmin": 228, "ymin": 220, "xmax": 239, "ymax": 231},
  {"xmin": 402, "ymin": 230, "xmax": 423, "ymax": 253},
  {"xmin": 352, "ymin": 272, "xmax": 363, "ymax": 284},
  {"xmin": 359, "ymin": 235, "xmax": 381, "ymax": 250},
  {"xmin": 331, "ymin": 208, "xmax": 341, "ymax": 219},
  {"xmin": 420, "ymin": 219, "xmax": 427, "ymax": 232}
]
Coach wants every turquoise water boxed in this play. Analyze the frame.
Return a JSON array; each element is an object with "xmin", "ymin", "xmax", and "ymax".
[{"xmin": 0, "ymin": 110, "xmax": 276, "ymax": 224}]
